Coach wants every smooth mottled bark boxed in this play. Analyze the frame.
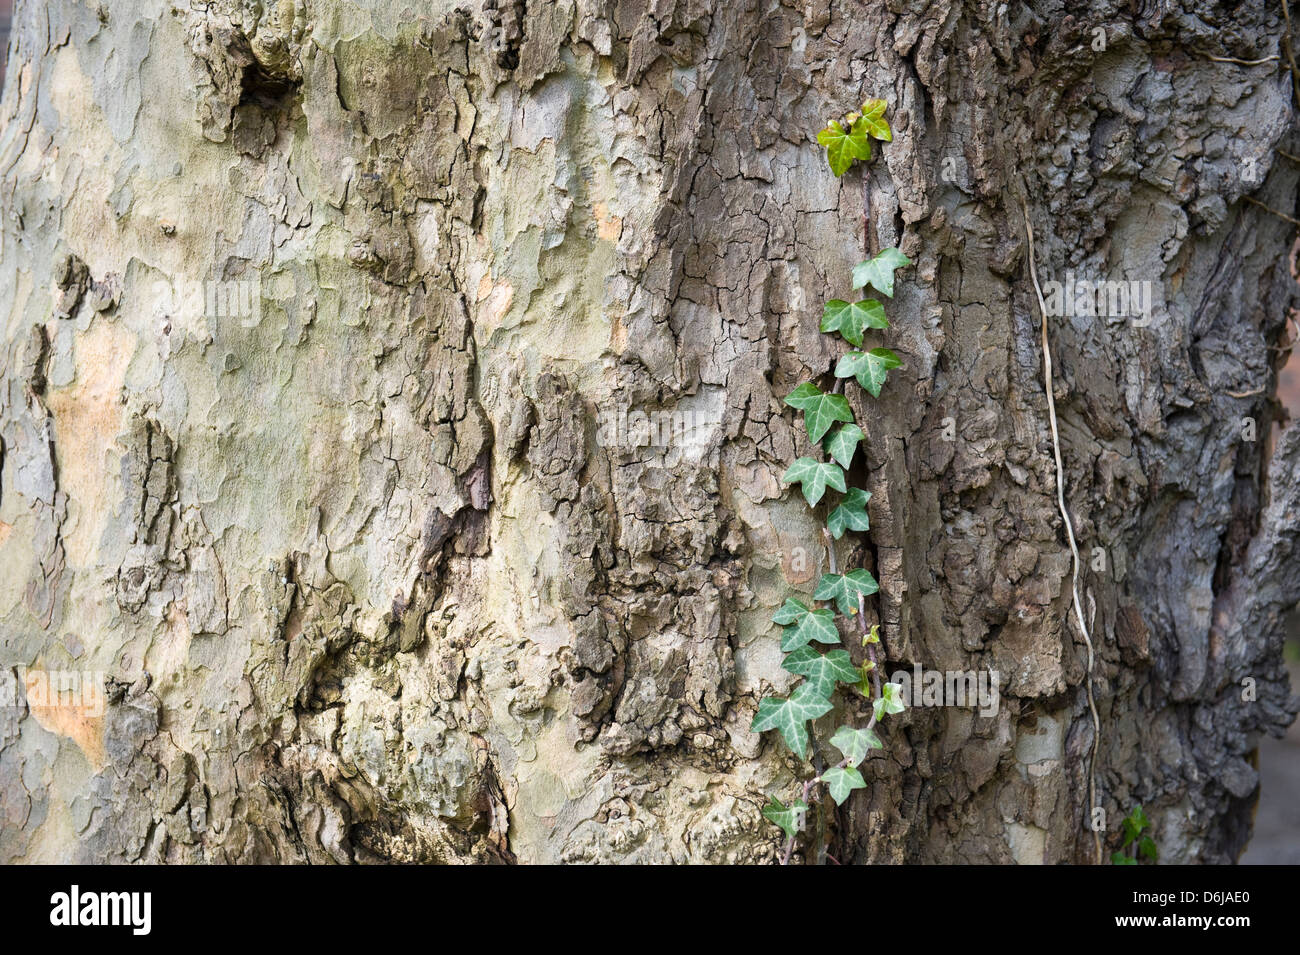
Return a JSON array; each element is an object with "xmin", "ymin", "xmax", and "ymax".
[{"xmin": 1, "ymin": 0, "xmax": 1297, "ymax": 864}]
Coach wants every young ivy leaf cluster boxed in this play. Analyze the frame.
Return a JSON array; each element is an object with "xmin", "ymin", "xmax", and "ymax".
[
  {"xmin": 755, "ymin": 99, "xmax": 912, "ymax": 855},
  {"xmin": 1111, "ymin": 805, "xmax": 1158, "ymax": 865},
  {"xmin": 816, "ymin": 98, "xmax": 892, "ymax": 176}
]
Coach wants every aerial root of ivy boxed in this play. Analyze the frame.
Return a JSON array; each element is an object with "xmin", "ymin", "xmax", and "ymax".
[{"xmin": 1020, "ymin": 194, "xmax": 1103, "ymax": 866}]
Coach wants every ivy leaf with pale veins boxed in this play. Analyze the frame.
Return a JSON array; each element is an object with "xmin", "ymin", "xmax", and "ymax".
[
  {"xmin": 762, "ymin": 796, "xmax": 808, "ymax": 840},
  {"xmin": 820, "ymin": 298, "xmax": 888, "ymax": 347},
  {"xmin": 772, "ymin": 597, "xmax": 812, "ymax": 626},
  {"xmin": 822, "ymin": 423, "xmax": 866, "ymax": 470},
  {"xmin": 814, "ymin": 568, "xmax": 879, "ymax": 614},
  {"xmin": 828, "ymin": 487, "xmax": 871, "ymax": 539},
  {"xmin": 859, "ymin": 98, "xmax": 892, "ymax": 141},
  {"xmin": 784, "ymin": 382, "xmax": 854, "ymax": 443},
  {"xmin": 851, "ymin": 247, "xmax": 911, "ymax": 298},
  {"xmin": 783, "ymin": 646, "xmax": 860, "ymax": 697},
  {"xmin": 780, "ymin": 607, "xmax": 840, "ymax": 651},
  {"xmin": 820, "ymin": 765, "xmax": 868, "ymax": 806},
  {"xmin": 829, "ymin": 724, "xmax": 883, "ymax": 767},
  {"xmin": 782, "ymin": 456, "xmax": 846, "ymax": 506},
  {"xmin": 872, "ymin": 680, "xmax": 907, "ymax": 722},
  {"xmin": 751, "ymin": 682, "xmax": 835, "ymax": 757},
  {"xmin": 817, "ymin": 119, "xmax": 871, "ymax": 176},
  {"xmin": 836, "ymin": 347, "xmax": 902, "ymax": 398}
]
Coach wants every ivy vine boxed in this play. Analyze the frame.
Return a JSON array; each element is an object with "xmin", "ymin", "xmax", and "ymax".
[{"xmin": 755, "ymin": 99, "xmax": 910, "ymax": 862}]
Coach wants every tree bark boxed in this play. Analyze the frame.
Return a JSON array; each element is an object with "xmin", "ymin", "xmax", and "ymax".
[{"xmin": 1, "ymin": 0, "xmax": 1297, "ymax": 864}]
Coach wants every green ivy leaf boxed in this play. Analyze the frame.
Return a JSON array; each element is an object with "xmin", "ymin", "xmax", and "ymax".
[
  {"xmin": 820, "ymin": 298, "xmax": 888, "ymax": 347},
  {"xmin": 856, "ymin": 661, "xmax": 874, "ymax": 698},
  {"xmin": 820, "ymin": 765, "xmax": 868, "ymax": 806},
  {"xmin": 1122, "ymin": 805, "xmax": 1149, "ymax": 845},
  {"xmin": 851, "ymin": 247, "xmax": 912, "ymax": 298},
  {"xmin": 828, "ymin": 487, "xmax": 871, "ymax": 539},
  {"xmin": 872, "ymin": 680, "xmax": 907, "ymax": 722},
  {"xmin": 780, "ymin": 607, "xmax": 840, "ymax": 651},
  {"xmin": 817, "ymin": 119, "xmax": 872, "ymax": 176},
  {"xmin": 772, "ymin": 597, "xmax": 812, "ymax": 626},
  {"xmin": 783, "ymin": 646, "xmax": 860, "ymax": 697},
  {"xmin": 835, "ymin": 347, "xmax": 902, "ymax": 398},
  {"xmin": 1138, "ymin": 836, "xmax": 1158, "ymax": 862},
  {"xmin": 1111, "ymin": 852, "xmax": 1137, "ymax": 865},
  {"xmin": 751, "ymin": 682, "xmax": 834, "ymax": 757},
  {"xmin": 829, "ymin": 724, "xmax": 883, "ymax": 767},
  {"xmin": 859, "ymin": 98, "xmax": 892, "ymax": 141},
  {"xmin": 784, "ymin": 383, "xmax": 854, "ymax": 443},
  {"xmin": 782, "ymin": 456, "xmax": 846, "ymax": 506},
  {"xmin": 822, "ymin": 423, "xmax": 866, "ymax": 470},
  {"xmin": 762, "ymin": 796, "xmax": 808, "ymax": 840},
  {"xmin": 814, "ymin": 568, "xmax": 880, "ymax": 614}
]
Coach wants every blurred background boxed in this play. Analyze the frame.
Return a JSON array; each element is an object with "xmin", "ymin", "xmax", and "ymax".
[
  {"xmin": 1244, "ymin": 313, "xmax": 1300, "ymax": 864},
  {"xmin": 1240, "ymin": 611, "xmax": 1300, "ymax": 863},
  {"xmin": 1, "ymin": 1, "xmax": 10, "ymax": 88}
]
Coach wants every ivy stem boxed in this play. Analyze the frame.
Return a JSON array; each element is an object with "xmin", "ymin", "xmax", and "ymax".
[
  {"xmin": 781, "ymin": 698, "xmax": 883, "ymax": 864},
  {"xmin": 781, "ymin": 779, "xmax": 817, "ymax": 865},
  {"xmin": 777, "ymin": 530, "xmax": 880, "ymax": 866},
  {"xmin": 780, "ymin": 306, "xmax": 884, "ymax": 865},
  {"xmin": 863, "ymin": 166, "xmax": 877, "ymax": 258},
  {"xmin": 822, "ymin": 526, "xmax": 839, "ymax": 575}
]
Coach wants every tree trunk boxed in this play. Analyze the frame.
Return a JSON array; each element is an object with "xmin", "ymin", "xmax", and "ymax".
[{"xmin": 1, "ymin": 0, "xmax": 1297, "ymax": 865}]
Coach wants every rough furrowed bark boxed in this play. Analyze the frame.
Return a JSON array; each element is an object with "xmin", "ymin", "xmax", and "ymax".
[{"xmin": 0, "ymin": 0, "xmax": 1295, "ymax": 864}]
